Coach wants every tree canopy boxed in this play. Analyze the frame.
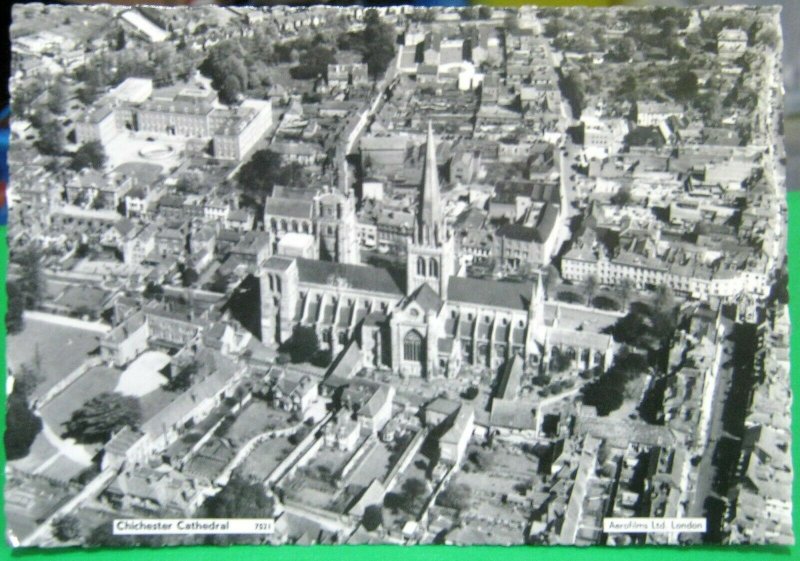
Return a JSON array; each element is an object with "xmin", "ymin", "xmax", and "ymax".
[
  {"xmin": 236, "ymin": 149, "xmax": 306, "ymax": 199},
  {"xmin": 165, "ymin": 360, "xmax": 198, "ymax": 392},
  {"xmin": 281, "ymin": 325, "xmax": 321, "ymax": 364},
  {"xmin": 53, "ymin": 515, "xmax": 82, "ymax": 542},
  {"xmin": 339, "ymin": 9, "xmax": 397, "ymax": 79},
  {"xmin": 35, "ymin": 118, "xmax": 65, "ymax": 156},
  {"xmin": 436, "ymin": 483, "xmax": 472, "ymax": 510},
  {"xmin": 71, "ymin": 141, "xmax": 107, "ymax": 172},
  {"xmin": 5, "ymin": 390, "xmax": 43, "ymax": 461},
  {"xmin": 13, "ymin": 245, "xmax": 46, "ymax": 310},
  {"xmin": 362, "ymin": 504, "xmax": 383, "ymax": 531},
  {"xmin": 6, "ymin": 281, "xmax": 25, "ymax": 335},
  {"xmin": 47, "ymin": 79, "xmax": 69, "ymax": 115},
  {"xmin": 199, "ymin": 41, "xmax": 250, "ymax": 104},
  {"xmin": 64, "ymin": 392, "xmax": 143, "ymax": 444},
  {"xmin": 582, "ymin": 347, "xmax": 649, "ymax": 416},
  {"xmin": 203, "ymin": 473, "xmax": 275, "ymax": 519}
]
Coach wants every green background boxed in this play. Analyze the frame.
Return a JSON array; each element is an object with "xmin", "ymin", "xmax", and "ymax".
[{"xmin": 0, "ymin": 1, "xmax": 796, "ymax": 560}]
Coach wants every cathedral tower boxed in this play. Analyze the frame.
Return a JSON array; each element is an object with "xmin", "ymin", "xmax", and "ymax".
[{"xmin": 406, "ymin": 122, "xmax": 455, "ymax": 298}]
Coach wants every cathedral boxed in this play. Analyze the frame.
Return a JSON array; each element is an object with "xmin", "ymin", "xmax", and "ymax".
[{"xmin": 260, "ymin": 124, "xmax": 615, "ymax": 378}]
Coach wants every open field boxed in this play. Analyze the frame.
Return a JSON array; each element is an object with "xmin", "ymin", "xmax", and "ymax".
[
  {"xmin": 8, "ymin": 318, "xmax": 102, "ymax": 401},
  {"xmin": 39, "ymin": 366, "xmax": 121, "ymax": 430}
]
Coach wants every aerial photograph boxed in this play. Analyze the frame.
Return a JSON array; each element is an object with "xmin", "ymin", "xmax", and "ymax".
[{"xmin": 4, "ymin": 3, "xmax": 791, "ymax": 548}]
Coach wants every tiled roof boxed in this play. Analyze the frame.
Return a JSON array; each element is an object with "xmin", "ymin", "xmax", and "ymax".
[
  {"xmin": 448, "ymin": 277, "xmax": 533, "ymax": 311},
  {"xmin": 405, "ymin": 283, "xmax": 443, "ymax": 314},
  {"xmin": 296, "ymin": 258, "xmax": 403, "ymax": 296},
  {"xmin": 265, "ymin": 197, "xmax": 313, "ymax": 219}
]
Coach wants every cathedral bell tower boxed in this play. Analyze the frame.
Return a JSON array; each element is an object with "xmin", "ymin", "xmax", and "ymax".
[{"xmin": 406, "ymin": 122, "xmax": 455, "ymax": 299}]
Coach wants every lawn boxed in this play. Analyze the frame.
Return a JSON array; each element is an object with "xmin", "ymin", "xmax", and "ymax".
[
  {"xmin": 35, "ymin": 452, "xmax": 88, "ymax": 483},
  {"xmin": 6, "ymin": 430, "xmax": 59, "ymax": 475},
  {"xmin": 39, "ymin": 366, "xmax": 121, "ymax": 431},
  {"xmin": 238, "ymin": 435, "xmax": 294, "ymax": 480},
  {"xmin": 223, "ymin": 401, "xmax": 294, "ymax": 445},
  {"xmin": 347, "ymin": 440, "xmax": 394, "ymax": 487},
  {"xmin": 7, "ymin": 318, "xmax": 102, "ymax": 401},
  {"xmin": 458, "ymin": 443, "xmax": 541, "ymax": 499}
]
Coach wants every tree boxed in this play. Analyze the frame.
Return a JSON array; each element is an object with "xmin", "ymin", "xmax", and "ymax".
[
  {"xmin": 14, "ymin": 246, "xmax": 45, "ymax": 310},
  {"xmin": 35, "ymin": 119, "xmax": 65, "ymax": 156},
  {"xmin": 361, "ymin": 9, "xmax": 397, "ymax": 79},
  {"xmin": 165, "ymin": 360, "xmax": 198, "ymax": 392},
  {"xmin": 557, "ymin": 291, "xmax": 584, "ymax": 304},
  {"xmin": 362, "ymin": 504, "xmax": 383, "ymax": 531},
  {"xmin": 143, "ymin": 282, "xmax": 165, "ymax": 301},
  {"xmin": 182, "ymin": 267, "xmax": 199, "ymax": 287},
  {"xmin": 64, "ymin": 392, "xmax": 142, "ymax": 444},
  {"xmin": 581, "ymin": 370, "xmax": 625, "ymax": 416},
  {"xmin": 47, "ymin": 79, "xmax": 69, "ymax": 115},
  {"xmin": 670, "ymin": 69, "xmax": 699, "ymax": 102},
  {"xmin": 71, "ymin": 141, "xmax": 107, "ymax": 171},
  {"xmin": 291, "ymin": 46, "xmax": 335, "ymax": 80},
  {"xmin": 6, "ymin": 281, "xmax": 25, "ymax": 334},
  {"xmin": 400, "ymin": 477, "xmax": 427, "ymax": 512},
  {"xmin": 13, "ymin": 363, "xmax": 44, "ymax": 398},
  {"xmin": 652, "ymin": 284, "xmax": 675, "ymax": 317},
  {"xmin": 200, "ymin": 40, "xmax": 248, "ymax": 97},
  {"xmin": 175, "ymin": 172, "xmax": 202, "ymax": 194},
  {"xmin": 584, "ymin": 274, "xmax": 598, "ymax": 303},
  {"xmin": 549, "ymin": 347, "xmax": 572, "ymax": 373},
  {"xmin": 5, "ymin": 391, "xmax": 43, "ymax": 460},
  {"xmin": 220, "ymin": 74, "xmax": 242, "ymax": 105},
  {"xmin": 237, "ymin": 149, "xmax": 303, "ymax": 198},
  {"xmin": 203, "ymin": 473, "xmax": 275, "ymax": 519},
  {"xmin": 114, "ymin": 27, "xmax": 127, "ymax": 50},
  {"xmin": 560, "ymin": 69, "xmax": 586, "ymax": 119},
  {"xmin": 611, "ymin": 186, "xmax": 632, "ymax": 206},
  {"xmin": 468, "ymin": 449, "xmax": 492, "ymax": 470},
  {"xmin": 281, "ymin": 325, "xmax": 321, "ymax": 364},
  {"xmin": 618, "ymin": 278, "xmax": 635, "ymax": 311},
  {"xmin": 53, "ymin": 515, "xmax": 82, "ymax": 542},
  {"xmin": 436, "ymin": 483, "xmax": 472, "ymax": 510},
  {"xmin": 612, "ymin": 37, "xmax": 636, "ymax": 62}
]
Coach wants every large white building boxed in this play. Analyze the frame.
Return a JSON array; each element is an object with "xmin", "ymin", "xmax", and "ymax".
[{"xmin": 75, "ymin": 78, "xmax": 273, "ymax": 161}]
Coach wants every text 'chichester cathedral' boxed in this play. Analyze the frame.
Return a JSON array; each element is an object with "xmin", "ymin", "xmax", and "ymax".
[{"xmin": 260, "ymin": 124, "xmax": 614, "ymax": 379}]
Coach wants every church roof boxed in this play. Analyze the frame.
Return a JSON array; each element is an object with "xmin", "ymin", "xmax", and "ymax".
[
  {"xmin": 296, "ymin": 258, "xmax": 403, "ymax": 296},
  {"xmin": 490, "ymin": 399, "xmax": 536, "ymax": 431},
  {"xmin": 448, "ymin": 277, "xmax": 533, "ymax": 311},
  {"xmin": 405, "ymin": 283, "xmax": 443, "ymax": 313},
  {"xmin": 265, "ymin": 197, "xmax": 313, "ymax": 219}
]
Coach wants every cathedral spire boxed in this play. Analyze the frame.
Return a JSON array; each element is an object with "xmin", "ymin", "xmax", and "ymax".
[{"xmin": 419, "ymin": 121, "xmax": 441, "ymax": 239}]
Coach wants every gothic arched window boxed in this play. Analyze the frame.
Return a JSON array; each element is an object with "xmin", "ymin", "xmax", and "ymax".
[
  {"xmin": 429, "ymin": 259, "xmax": 439, "ymax": 278},
  {"xmin": 403, "ymin": 330, "xmax": 424, "ymax": 362},
  {"xmin": 417, "ymin": 257, "xmax": 426, "ymax": 276}
]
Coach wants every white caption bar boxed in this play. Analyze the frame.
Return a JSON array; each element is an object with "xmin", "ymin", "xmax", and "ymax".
[
  {"xmin": 603, "ymin": 517, "xmax": 706, "ymax": 534},
  {"xmin": 113, "ymin": 519, "xmax": 275, "ymax": 535}
]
